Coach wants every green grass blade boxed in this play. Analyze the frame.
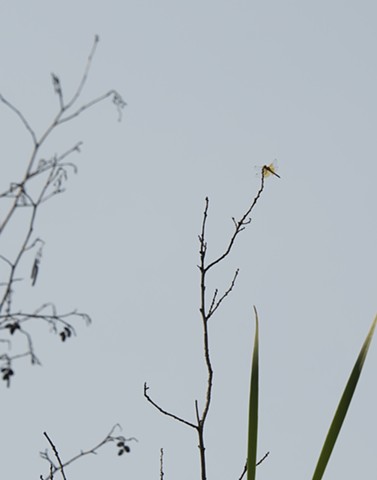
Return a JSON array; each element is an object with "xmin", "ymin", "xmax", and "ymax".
[
  {"xmin": 247, "ymin": 306, "xmax": 260, "ymax": 480},
  {"xmin": 311, "ymin": 314, "xmax": 377, "ymax": 480}
]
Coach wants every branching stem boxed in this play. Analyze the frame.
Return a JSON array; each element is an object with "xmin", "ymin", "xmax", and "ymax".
[
  {"xmin": 0, "ymin": 35, "xmax": 125, "ymax": 383},
  {"xmin": 144, "ymin": 167, "xmax": 277, "ymax": 479}
]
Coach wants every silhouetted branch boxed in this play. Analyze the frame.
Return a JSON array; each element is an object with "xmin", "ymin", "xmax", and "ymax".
[
  {"xmin": 40, "ymin": 425, "xmax": 137, "ymax": 480},
  {"xmin": 59, "ymin": 90, "xmax": 126, "ymax": 124},
  {"xmin": 203, "ymin": 173, "xmax": 267, "ymax": 273},
  {"xmin": 0, "ymin": 35, "xmax": 126, "ymax": 385},
  {"xmin": 145, "ymin": 165, "xmax": 279, "ymax": 479},
  {"xmin": 256, "ymin": 451, "xmax": 270, "ymax": 466},
  {"xmin": 160, "ymin": 448, "xmax": 164, "ymax": 480},
  {"xmin": 238, "ymin": 451, "xmax": 270, "ymax": 480},
  {"xmin": 0, "ymin": 93, "xmax": 37, "ymax": 145},
  {"xmin": 43, "ymin": 432, "xmax": 68, "ymax": 480},
  {"xmin": 0, "ymin": 307, "xmax": 91, "ymax": 384},
  {"xmin": 66, "ymin": 34, "xmax": 99, "ymax": 109},
  {"xmin": 207, "ymin": 268, "xmax": 239, "ymax": 319},
  {"xmin": 144, "ymin": 382, "xmax": 196, "ymax": 429}
]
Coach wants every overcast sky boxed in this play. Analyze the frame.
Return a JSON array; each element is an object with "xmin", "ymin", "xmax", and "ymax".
[{"xmin": 1, "ymin": 1, "xmax": 377, "ymax": 479}]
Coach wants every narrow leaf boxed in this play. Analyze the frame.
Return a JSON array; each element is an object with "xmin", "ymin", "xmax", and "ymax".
[
  {"xmin": 247, "ymin": 306, "xmax": 259, "ymax": 480},
  {"xmin": 311, "ymin": 314, "xmax": 377, "ymax": 480}
]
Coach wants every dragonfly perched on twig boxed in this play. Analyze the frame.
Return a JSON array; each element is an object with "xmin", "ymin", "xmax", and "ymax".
[{"xmin": 261, "ymin": 161, "xmax": 280, "ymax": 179}]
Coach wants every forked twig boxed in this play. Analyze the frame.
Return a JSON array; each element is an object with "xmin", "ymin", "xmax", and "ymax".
[
  {"xmin": 238, "ymin": 451, "xmax": 270, "ymax": 480},
  {"xmin": 40, "ymin": 425, "xmax": 137, "ymax": 480},
  {"xmin": 207, "ymin": 268, "xmax": 239, "ymax": 319},
  {"xmin": 144, "ymin": 383, "xmax": 196, "ymax": 429},
  {"xmin": 43, "ymin": 432, "xmax": 67, "ymax": 480}
]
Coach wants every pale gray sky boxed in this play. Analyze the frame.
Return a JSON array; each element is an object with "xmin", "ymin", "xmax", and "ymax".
[{"xmin": 1, "ymin": 1, "xmax": 377, "ymax": 479}]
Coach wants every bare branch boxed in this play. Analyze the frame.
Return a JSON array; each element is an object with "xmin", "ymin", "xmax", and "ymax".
[
  {"xmin": 208, "ymin": 288, "xmax": 218, "ymax": 316},
  {"xmin": 204, "ymin": 172, "xmax": 267, "ymax": 273},
  {"xmin": 191, "ymin": 170, "xmax": 275, "ymax": 478},
  {"xmin": 207, "ymin": 268, "xmax": 239, "ymax": 319},
  {"xmin": 0, "ymin": 255, "xmax": 12, "ymax": 267},
  {"xmin": 144, "ymin": 382, "xmax": 197, "ymax": 429},
  {"xmin": 144, "ymin": 170, "xmax": 278, "ymax": 480},
  {"xmin": 0, "ymin": 308, "xmax": 90, "ymax": 385},
  {"xmin": 238, "ymin": 462, "xmax": 247, "ymax": 480},
  {"xmin": 194, "ymin": 400, "xmax": 200, "ymax": 424},
  {"xmin": 43, "ymin": 432, "xmax": 68, "ymax": 480},
  {"xmin": 0, "ymin": 38, "xmax": 124, "ymax": 381},
  {"xmin": 66, "ymin": 35, "xmax": 100, "ymax": 109},
  {"xmin": 160, "ymin": 448, "xmax": 164, "ymax": 480},
  {"xmin": 239, "ymin": 451, "xmax": 270, "ymax": 480},
  {"xmin": 59, "ymin": 90, "xmax": 126, "ymax": 124},
  {"xmin": 40, "ymin": 425, "xmax": 136, "ymax": 480},
  {"xmin": 0, "ymin": 94, "xmax": 37, "ymax": 144},
  {"xmin": 26, "ymin": 143, "xmax": 82, "ymax": 182},
  {"xmin": 257, "ymin": 451, "xmax": 270, "ymax": 466}
]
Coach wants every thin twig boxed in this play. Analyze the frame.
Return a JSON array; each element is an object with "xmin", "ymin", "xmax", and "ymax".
[
  {"xmin": 238, "ymin": 462, "xmax": 247, "ymax": 480},
  {"xmin": 65, "ymin": 35, "xmax": 100, "ymax": 109},
  {"xmin": 239, "ymin": 451, "xmax": 270, "ymax": 480},
  {"xmin": 43, "ymin": 432, "xmax": 67, "ymax": 480},
  {"xmin": 0, "ymin": 94, "xmax": 37, "ymax": 144},
  {"xmin": 160, "ymin": 448, "xmax": 164, "ymax": 480},
  {"xmin": 40, "ymin": 425, "xmax": 136, "ymax": 480},
  {"xmin": 59, "ymin": 91, "xmax": 119, "ymax": 124},
  {"xmin": 207, "ymin": 268, "xmax": 239, "ymax": 319},
  {"xmin": 204, "ymin": 173, "xmax": 266, "ymax": 273},
  {"xmin": 144, "ymin": 383, "xmax": 196, "ymax": 429},
  {"xmin": 257, "ymin": 451, "xmax": 270, "ymax": 466}
]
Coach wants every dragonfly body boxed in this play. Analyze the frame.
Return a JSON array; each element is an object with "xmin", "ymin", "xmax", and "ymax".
[{"xmin": 262, "ymin": 162, "xmax": 280, "ymax": 179}]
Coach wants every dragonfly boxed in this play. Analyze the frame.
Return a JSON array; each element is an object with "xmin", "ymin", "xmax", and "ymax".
[{"xmin": 261, "ymin": 161, "xmax": 280, "ymax": 179}]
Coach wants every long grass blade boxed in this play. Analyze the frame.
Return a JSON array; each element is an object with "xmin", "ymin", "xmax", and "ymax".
[
  {"xmin": 311, "ymin": 314, "xmax": 377, "ymax": 480},
  {"xmin": 247, "ymin": 306, "xmax": 260, "ymax": 480}
]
